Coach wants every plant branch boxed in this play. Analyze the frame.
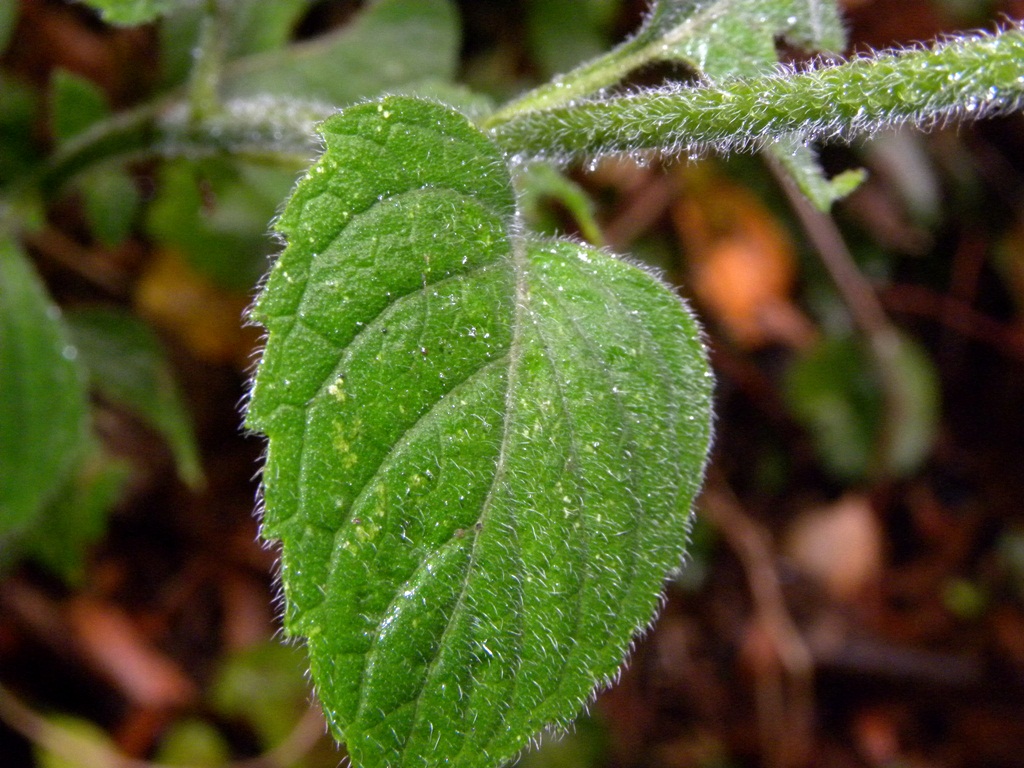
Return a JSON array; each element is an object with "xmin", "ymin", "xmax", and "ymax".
[
  {"xmin": 187, "ymin": 0, "xmax": 229, "ymax": 122},
  {"xmin": 768, "ymin": 156, "xmax": 917, "ymax": 479},
  {"xmin": 701, "ymin": 478, "xmax": 814, "ymax": 768},
  {"xmin": 489, "ymin": 27, "xmax": 1024, "ymax": 160},
  {"xmin": 31, "ymin": 96, "xmax": 331, "ymax": 200}
]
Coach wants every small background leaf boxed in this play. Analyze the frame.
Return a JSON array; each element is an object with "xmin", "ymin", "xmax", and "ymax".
[
  {"xmin": 159, "ymin": 0, "xmax": 314, "ymax": 88},
  {"xmin": 66, "ymin": 306, "xmax": 203, "ymax": 487},
  {"xmin": 79, "ymin": 0, "xmax": 181, "ymax": 26},
  {"xmin": 154, "ymin": 719, "xmax": 231, "ymax": 767},
  {"xmin": 0, "ymin": 74, "xmax": 42, "ymax": 187},
  {"xmin": 210, "ymin": 641, "xmax": 312, "ymax": 749},
  {"xmin": 785, "ymin": 331, "xmax": 939, "ymax": 480},
  {"xmin": 146, "ymin": 158, "xmax": 295, "ymax": 292},
  {"xmin": 221, "ymin": 0, "xmax": 460, "ymax": 105},
  {"xmin": 18, "ymin": 445, "xmax": 130, "ymax": 584},
  {"xmin": 50, "ymin": 69, "xmax": 110, "ymax": 146},
  {"xmin": 0, "ymin": 1, "xmax": 16, "ymax": 56},
  {"xmin": 525, "ymin": 0, "xmax": 618, "ymax": 78},
  {"xmin": 0, "ymin": 237, "xmax": 90, "ymax": 542}
]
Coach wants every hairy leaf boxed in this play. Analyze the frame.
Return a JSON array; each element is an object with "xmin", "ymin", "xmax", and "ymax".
[
  {"xmin": 638, "ymin": 0, "xmax": 844, "ymax": 78},
  {"xmin": 0, "ymin": 237, "xmax": 89, "ymax": 541},
  {"xmin": 247, "ymin": 96, "xmax": 713, "ymax": 768}
]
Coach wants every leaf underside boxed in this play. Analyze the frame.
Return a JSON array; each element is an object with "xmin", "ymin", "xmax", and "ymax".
[{"xmin": 247, "ymin": 96, "xmax": 712, "ymax": 768}]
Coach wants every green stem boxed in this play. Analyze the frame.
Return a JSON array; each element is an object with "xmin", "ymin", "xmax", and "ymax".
[
  {"xmin": 490, "ymin": 27, "xmax": 1024, "ymax": 159},
  {"xmin": 32, "ymin": 96, "xmax": 331, "ymax": 199},
  {"xmin": 484, "ymin": 1, "xmax": 755, "ymax": 126},
  {"xmin": 187, "ymin": 0, "xmax": 229, "ymax": 122}
]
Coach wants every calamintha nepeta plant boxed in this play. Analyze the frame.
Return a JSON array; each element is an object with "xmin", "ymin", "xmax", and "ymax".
[{"xmin": 3, "ymin": 1, "xmax": 1024, "ymax": 767}]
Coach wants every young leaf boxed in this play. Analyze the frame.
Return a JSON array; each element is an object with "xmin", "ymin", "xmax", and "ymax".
[
  {"xmin": 637, "ymin": 0, "xmax": 845, "ymax": 78},
  {"xmin": 0, "ymin": 237, "xmax": 90, "ymax": 541},
  {"xmin": 247, "ymin": 96, "xmax": 713, "ymax": 768}
]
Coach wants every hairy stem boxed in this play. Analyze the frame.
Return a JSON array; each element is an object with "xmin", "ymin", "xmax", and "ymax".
[
  {"xmin": 489, "ymin": 27, "xmax": 1024, "ymax": 159},
  {"xmin": 32, "ymin": 97, "xmax": 331, "ymax": 199}
]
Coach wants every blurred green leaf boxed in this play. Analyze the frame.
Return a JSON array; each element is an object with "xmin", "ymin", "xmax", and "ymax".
[
  {"xmin": 19, "ymin": 445, "xmax": 129, "ymax": 583},
  {"xmin": 146, "ymin": 158, "xmax": 297, "ymax": 291},
  {"xmin": 35, "ymin": 714, "xmax": 116, "ymax": 768},
  {"xmin": 66, "ymin": 307, "xmax": 204, "ymax": 488},
  {"xmin": 786, "ymin": 335, "xmax": 880, "ymax": 480},
  {"xmin": 879, "ymin": 333, "xmax": 940, "ymax": 477},
  {"xmin": 50, "ymin": 70, "xmax": 140, "ymax": 245},
  {"xmin": 943, "ymin": 577, "xmax": 989, "ymax": 620},
  {"xmin": 155, "ymin": 719, "xmax": 231, "ymax": 767},
  {"xmin": 80, "ymin": 169, "xmax": 141, "ymax": 247},
  {"xmin": 221, "ymin": 0, "xmax": 460, "ymax": 105},
  {"xmin": 786, "ymin": 332, "xmax": 939, "ymax": 480},
  {"xmin": 50, "ymin": 70, "xmax": 110, "ymax": 146},
  {"xmin": 0, "ymin": 238, "xmax": 90, "ymax": 542},
  {"xmin": 79, "ymin": 0, "xmax": 181, "ymax": 26},
  {"xmin": 159, "ymin": 0, "xmax": 314, "ymax": 88},
  {"xmin": 0, "ymin": 1, "xmax": 17, "ymax": 55},
  {"xmin": 525, "ymin": 0, "xmax": 618, "ymax": 78},
  {"xmin": 516, "ymin": 715, "xmax": 608, "ymax": 768},
  {"xmin": 516, "ymin": 162, "xmax": 605, "ymax": 245},
  {"xmin": 211, "ymin": 641, "xmax": 312, "ymax": 748},
  {"xmin": 772, "ymin": 139, "xmax": 866, "ymax": 212},
  {"xmin": 0, "ymin": 74, "xmax": 42, "ymax": 188}
]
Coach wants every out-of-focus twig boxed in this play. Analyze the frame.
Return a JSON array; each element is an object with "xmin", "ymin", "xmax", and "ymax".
[
  {"xmin": 767, "ymin": 156, "xmax": 912, "ymax": 478},
  {"xmin": 701, "ymin": 477, "xmax": 815, "ymax": 768}
]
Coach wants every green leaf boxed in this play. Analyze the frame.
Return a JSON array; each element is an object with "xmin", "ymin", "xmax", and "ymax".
[
  {"xmin": 771, "ymin": 139, "xmax": 866, "ymax": 212},
  {"xmin": 146, "ymin": 158, "xmax": 298, "ymax": 291},
  {"xmin": 66, "ymin": 307, "xmax": 203, "ymax": 487},
  {"xmin": 51, "ymin": 70, "xmax": 111, "ymax": 146},
  {"xmin": 80, "ymin": 0, "xmax": 181, "ymax": 26},
  {"xmin": 221, "ymin": 0, "xmax": 460, "ymax": 105},
  {"xmin": 785, "ymin": 331, "xmax": 938, "ymax": 480},
  {"xmin": 525, "ymin": 0, "xmax": 617, "ymax": 78},
  {"xmin": 637, "ymin": 0, "xmax": 845, "ymax": 78},
  {"xmin": 0, "ymin": 1, "xmax": 17, "ymax": 55},
  {"xmin": 0, "ymin": 237, "xmax": 90, "ymax": 541},
  {"xmin": 35, "ymin": 715, "xmax": 117, "ymax": 768},
  {"xmin": 210, "ymin": 641, "xmax": 312, "ymax": 748},
  {"xmin": 49, "ymin": 70, "xmax": 141, "ymax": 244},
  {"xmin": 19, "ymin": 445, "xmax": 129, "ymax": 583},
  {"xmin": 80, "ymin": 168, "xmax": 141, "ymax": 246},
  {"xmin": 159, "ymin": 0, "xmax": 314, "ymax": 88},
  {"xmin": 155, "ymin": 719, "xmax": 231, "ymax": 767},
  {"xmin": 515, "ymin": 162, "xmax": 605, "ymax": 245},
  {"xmin": 247, "ymin": 96, "xmax": 713, "ymax": 768},
  {"xmin": 0, "ymin": 74, "xmax": 42, "ymax": 188}
]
